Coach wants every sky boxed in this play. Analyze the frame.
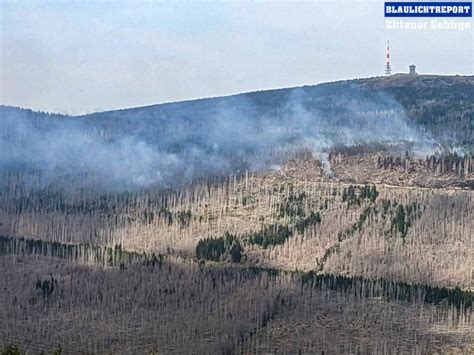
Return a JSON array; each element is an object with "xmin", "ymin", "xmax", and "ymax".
[{"xmin": 0, "ymin": 0, "xmax": 472, "ymax": 115}]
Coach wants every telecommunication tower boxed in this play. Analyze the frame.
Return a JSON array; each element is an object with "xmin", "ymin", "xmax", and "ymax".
[{"xmin": 385, "ymin": 40, "xmax": 392, "ymax": 76}]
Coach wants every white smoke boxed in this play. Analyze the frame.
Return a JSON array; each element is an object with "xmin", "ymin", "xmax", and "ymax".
[{"xmin": 0, "ymin": 85, "xmax": 437, "ymax": 190}]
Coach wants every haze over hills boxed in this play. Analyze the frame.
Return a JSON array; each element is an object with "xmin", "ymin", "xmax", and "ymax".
[{"xmin": 1, "ymin": 74, "xmax": 472, "ymax": 189}]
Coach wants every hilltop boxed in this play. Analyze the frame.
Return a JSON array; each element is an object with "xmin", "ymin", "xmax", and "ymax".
[
  {"xmin": 2, "ymin": 74, "xmax": 473, "ymax": 141},
  {"xmin": 74, "ymin": 74, "xmax": 473, "ymax": 145}
]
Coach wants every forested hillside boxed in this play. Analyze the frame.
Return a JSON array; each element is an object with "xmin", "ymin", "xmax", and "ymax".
[{"xmin": 79, "ymin": 74, "xmax": 473, "ymax": 147}]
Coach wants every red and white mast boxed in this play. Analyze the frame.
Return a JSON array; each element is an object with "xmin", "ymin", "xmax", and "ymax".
[{"xmin": 385, "ymin": 40, "xmax": 392, "ymax": 76}]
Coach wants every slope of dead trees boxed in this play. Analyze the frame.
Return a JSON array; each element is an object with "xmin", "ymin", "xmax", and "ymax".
[
  {"xmin": 0, "ymin": 162, "xmax": 473, "ymax": 289},
  {"xmin": 0, "ymin": 255, "xmax": 472, "ymax": 353},
  {"xmin": 0, "ymin": 154, "xmax": 473, "ymax": 352},
  {"xmin": 2, "ymin": 236, "xmax": 471, "ymax": 310}
]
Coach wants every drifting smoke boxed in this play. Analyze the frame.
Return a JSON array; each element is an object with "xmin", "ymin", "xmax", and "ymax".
[{"xmin": 0, "ymin": 85, "xmax": 436, "ymax": 189}]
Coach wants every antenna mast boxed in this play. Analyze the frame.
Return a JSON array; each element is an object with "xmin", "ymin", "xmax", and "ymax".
[{"xmin": 385, "ymin": 40, "xmax": 392, "ymax": 76}]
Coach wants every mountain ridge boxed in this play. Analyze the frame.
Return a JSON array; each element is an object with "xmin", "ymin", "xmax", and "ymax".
[{"xmin": 1, "ymin": 74, "xmax": 472, "ymax": 117}]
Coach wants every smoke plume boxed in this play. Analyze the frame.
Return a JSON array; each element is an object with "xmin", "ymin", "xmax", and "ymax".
[{"xmin": 0, "ymin": 85, "xmax": 436, "ymax": 189}]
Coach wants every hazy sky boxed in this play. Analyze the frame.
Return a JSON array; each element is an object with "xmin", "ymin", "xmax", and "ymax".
[{"xmin": 1, "ymin": 0, "xmax": 472, "ymax": 114}]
